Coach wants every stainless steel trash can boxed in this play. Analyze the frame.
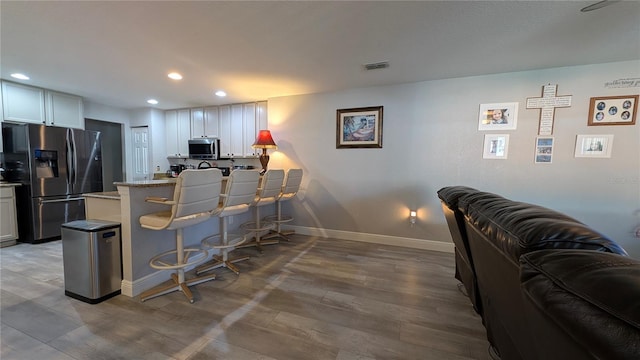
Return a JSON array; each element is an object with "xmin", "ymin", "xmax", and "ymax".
[{"xmin": 61, "ymin": 220, "xmax": 122, "ymax": 304}]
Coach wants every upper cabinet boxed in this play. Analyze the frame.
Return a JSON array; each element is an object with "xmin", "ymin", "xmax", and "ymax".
[
  {"xmin": 2, "ymin": 81, "xmax": 46, "ymax": 124},
  {"xmin": 218, "ymin": 104, "xmax": 244, "ymax": 158},
  {"xmin": 1, "ymin": 81, "xmax": 84, "ymax": 129},
  {"xmin": 165, "ymin": 109, "xmax": 191, "ymax": 157},
  {"xmin": 191, "ymin": 106, "xmax": 220, "ymax": 138},
  {"xmin": 46, "ymin": 91, "xmax": 84, "ymax": 128},
  {"xmin": 256, "ymin": 101, "xmax": 268, "ymax": 131},
  {"xmin": 243, "ymin": 103, "xmax": 257, "ymax": 157},
  {"xmin": 165, "ymin": 101, "xmax": 268, "ymax": 159}
]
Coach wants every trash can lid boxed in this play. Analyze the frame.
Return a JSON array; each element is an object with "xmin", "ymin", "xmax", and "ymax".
[{"xmin": 62, "ymin": 219, "xmax": 121, "ymax": 231}]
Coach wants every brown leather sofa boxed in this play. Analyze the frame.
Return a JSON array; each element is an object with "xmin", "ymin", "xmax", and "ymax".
[{"xmin": 438, "ymin": 186, "xmax": 638, "ymax": 360}]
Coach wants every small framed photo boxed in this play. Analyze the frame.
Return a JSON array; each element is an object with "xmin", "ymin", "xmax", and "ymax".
[
  {"xmin": 483, "ymin": 134, "xmax": 510, "ymax": 159},
  {"xmin": 588, "ymin": 95, "xmax": 638, "ymax": 126},
  {"xmin": 534, "ymin": 137, "xmax": 554, "ymax": 164},
  {"xmin": 574, "ymin": 134, "xmax": 614, "ymax": 158},
  {"xmin": 478, "ymin": 102, "xmax": 518, "ymax": 131},
  {"xmin": 336, "ymin": 106, "xmax": 383, "ymax": 148}
]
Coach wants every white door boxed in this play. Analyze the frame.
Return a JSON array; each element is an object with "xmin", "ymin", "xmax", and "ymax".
[{"xmin": 132, "ymin": 126, "xmax": 150, "ymax": 181}]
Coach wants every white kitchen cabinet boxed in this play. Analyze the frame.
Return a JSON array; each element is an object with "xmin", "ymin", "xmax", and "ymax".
[
  {"xmin": 171, "ymin": 101, "xmax": 267, "ymax": 159},
  {"xmin": 256, "ymin": 101, "xmax": 268, "ymax": 131},
  {"xmin": 191, "ymin": 106, "xmax": 220, "ymax": 138},
  {"xmin": 243, "ymin": 103, "xmax": 257, "ymax": 157},
  {"xmin": 0, "ymin": 185, "xmax": 19, "ymax": 247},
  {"xmin": 219, "ymin": 105, "xmax": 232, "ymax": 158},
  {"xmin": 203, "ymin": 106, "xmax": 220, "ymax": 138},
  {"xmin": 165, "ymin": 109, "xmax": 190, "ymax": 157},
  {"xmin": 1, "ymin": 81, "xmax": 83, "ymax": 129},
  {"xmin": 230, "ymin": 104, "xmax": 244, "ymax": 158},
  {"xmin": 46, "ymin": 90, "xmax": 84, "ymax": 129},
  {"xmin": 218, "ymin": 104, "xmax": 244, "ymax": 158},
  {"xmin": 1, "ymin": 81, "xmax": 46, "ymax": 124},
  {"xmin": 242, "ymin": 101, "xmax": 269, "ymax": 157},
  {"xmin": 190, "ymin": 107, "xmax": 205, "ymax": 138}
]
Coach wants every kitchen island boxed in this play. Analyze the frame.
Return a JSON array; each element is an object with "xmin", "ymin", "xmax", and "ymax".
[{"xmin": 85, "ymin": 179, "xmax": 224, "ymax": 297}]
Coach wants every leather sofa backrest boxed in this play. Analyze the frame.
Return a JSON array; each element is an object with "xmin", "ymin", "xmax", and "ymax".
[
  {"xmin": 437, "ymin": 186, "xmax": 480, "ymax": 209},
  {"xmin": 520, "ymin": 249, "xmax": 640, "ymax": 360},
  {"xmin": 437, "ymin": 186, "xmax": 483, "ymax": 313},
  {"xmin": 437, "ymin": 186, "xmax": 482, "ymax": 259},
  {"xmin": 462, "ymin": 197, "xmax": 627, "ymax": 263},
  {"xmin": 437, "ymin": 186, "xmax": 479, "ymax": 246}
]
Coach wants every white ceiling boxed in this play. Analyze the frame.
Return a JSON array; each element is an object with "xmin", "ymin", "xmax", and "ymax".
[{"xmin": 1, "ymin": 1, "xmax": 639, "ymax": 111}]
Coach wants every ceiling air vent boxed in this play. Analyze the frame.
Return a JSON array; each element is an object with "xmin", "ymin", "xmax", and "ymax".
[{"xmin": 364, "ymin": 61, "xmax": 389, "ymax": 71}]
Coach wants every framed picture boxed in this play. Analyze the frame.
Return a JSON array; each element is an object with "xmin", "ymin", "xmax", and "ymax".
[
  {"xmin": 483, "ymin": 134, "xmax": 510, "ymax": 159},
  {"xmin": 478, "ymin": 102, "xmax": 518, "ymax": 131},
  {"xmin": 574, "ymin": 134, "xmax": 614, "ymax": 158},
  {"xmin": 588, "ymin": 95, "xmax": 638, "ymax": 126},
  {"xmin": 534, "ymin": 136, "xmax": 554, "ymax": 164},
  {"xmin": 336, "ymin": 106, "xmax": 383, "ymax": 148}
]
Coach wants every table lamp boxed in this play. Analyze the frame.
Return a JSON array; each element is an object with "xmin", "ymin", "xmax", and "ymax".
[{"xmin": 252, "ymin": 130, "xmax": 277, "ymax": 174}]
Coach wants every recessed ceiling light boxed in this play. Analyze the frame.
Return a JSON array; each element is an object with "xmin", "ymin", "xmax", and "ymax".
[
  {"xmin": 215, "ymin": 90, "xmax": 227, "ymax": 97},
  {"xmin": 147, "ymin": 99, "xmax": 159, "ymax": 105},
  {"xmin": 10, "ymin": 73, "xmax": 30, "ymax": 80},
  {"xmin": 167, "ymin": 72, "xmax": 183, "ymax": 80}
]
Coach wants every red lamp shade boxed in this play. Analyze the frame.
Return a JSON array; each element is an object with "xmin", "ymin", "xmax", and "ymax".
[{"xmin": 252, "ymin": 130, "xmax": 278, "ymax": 149}]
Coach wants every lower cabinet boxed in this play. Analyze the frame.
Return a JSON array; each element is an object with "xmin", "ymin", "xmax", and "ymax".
[{"xmin": 0, "ymin": 186, "xmax": 19, "ymax": 247}]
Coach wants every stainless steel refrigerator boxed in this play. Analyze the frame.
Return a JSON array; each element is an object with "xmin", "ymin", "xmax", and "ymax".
[{"xmin": 2, "ymin": 123, "xmax": 103, "ymax": 243}]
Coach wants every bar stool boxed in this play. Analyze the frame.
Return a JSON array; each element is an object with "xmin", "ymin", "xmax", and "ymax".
[
  {"xmin": 263, "ymin": 168, "xmax": 303, "ymax": 242},
  {"xmin": 138, "ymin": 168, "xmax": 222, "ymax": 303},
  {"xmin": 237, "ymin": 169, "xmax": 285, "ymax": 253},
  {"xmin": 196, "ymin": 169, "xmax": 261, "ymax": 275}
]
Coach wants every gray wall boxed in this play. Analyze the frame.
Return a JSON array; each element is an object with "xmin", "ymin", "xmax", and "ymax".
[{"xmin": 267, "ymin": 60, "xmax": 640, "ymax": 258}]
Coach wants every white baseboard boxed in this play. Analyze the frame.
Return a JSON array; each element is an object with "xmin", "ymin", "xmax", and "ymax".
[
  {"xmin": 121, "ymin": 256, "xmax": 215, "ymax": 298},
  {"xmin": 284, "ymin": 225, "xmax": 454, "ymax": 253},
  {"xmin": 121, "ymin": 271, "xmax": 172, "ymax": 298}
]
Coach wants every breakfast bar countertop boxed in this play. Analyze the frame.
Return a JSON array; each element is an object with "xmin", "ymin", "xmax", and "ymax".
[
  {"xmin": 83, "ymin": 191, "xmax": 121, "ymax": 199},
  {"xmin": 114, "ymin": 179, "xmax": 177, "ymax": 188}
]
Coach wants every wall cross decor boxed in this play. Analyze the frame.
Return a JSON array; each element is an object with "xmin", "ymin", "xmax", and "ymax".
[{"xmin": 526, "ymin": 84, "xmax": 572, "ymax": 135}]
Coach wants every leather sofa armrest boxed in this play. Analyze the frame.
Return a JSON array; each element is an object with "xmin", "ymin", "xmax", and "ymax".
[{"xmin": 520, "ymin": 249, "xmax": 640, "ymax": 360}]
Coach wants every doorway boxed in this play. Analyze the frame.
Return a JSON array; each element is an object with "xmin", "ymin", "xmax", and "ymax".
[
  {"xmin": 131, "ymin": 126, "xmax": 150, "ymax": 181},
  {"xmin": 85, "ymin": 119, "xmax": 124, "ymax": 191}
]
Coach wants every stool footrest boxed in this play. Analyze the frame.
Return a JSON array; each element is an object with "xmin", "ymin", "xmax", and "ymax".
[
  {"xmin": 149, "ymin": 248, "xmax": 209, "ymax": 270},
  {"xmin": 263, "ymin": 215, "xmax": 293, "ymax": 223},
  {"xmin": 239, "ymin": 221, "xmax": 276, "ymax": 232},
  {"xmin": 201, "ymin": 233, "xmax": 248, "ymax": 249}
]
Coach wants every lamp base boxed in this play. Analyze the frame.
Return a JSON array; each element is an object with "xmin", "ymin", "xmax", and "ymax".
[{"xmin": 259, "ymin": 150, "xmax": 269, "ymax": 175}]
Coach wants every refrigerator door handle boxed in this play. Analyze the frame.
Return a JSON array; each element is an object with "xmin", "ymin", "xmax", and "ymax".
[
  {"xmin": 66, "ymin": 128, "xmax": 78, "ymax": 190},
  {"xmin": 66, "ymin": 129, "xmax": 74, "ymax": 186},
  {"xmin": 40, "ymin": 197, "xmax": 85, "ymax": 204},
  {"xmin": 70, "ymin": 129, "xmax": 78, "ymax": 186}
]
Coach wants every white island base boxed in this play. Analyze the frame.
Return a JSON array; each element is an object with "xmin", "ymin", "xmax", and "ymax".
[{"xmin": 84, "ymin": 180, "xmax": 228, "ymax": 298}]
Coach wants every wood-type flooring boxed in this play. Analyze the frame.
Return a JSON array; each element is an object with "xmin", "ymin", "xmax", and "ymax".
[{"xmin": 1, "ymin": 235, "xmax": 490, "ymax": 359}]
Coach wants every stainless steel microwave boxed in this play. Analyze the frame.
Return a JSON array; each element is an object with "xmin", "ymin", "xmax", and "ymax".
[{"xmin": 188, "ymin": 138, "xmax": 219, "ymax": 160}]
